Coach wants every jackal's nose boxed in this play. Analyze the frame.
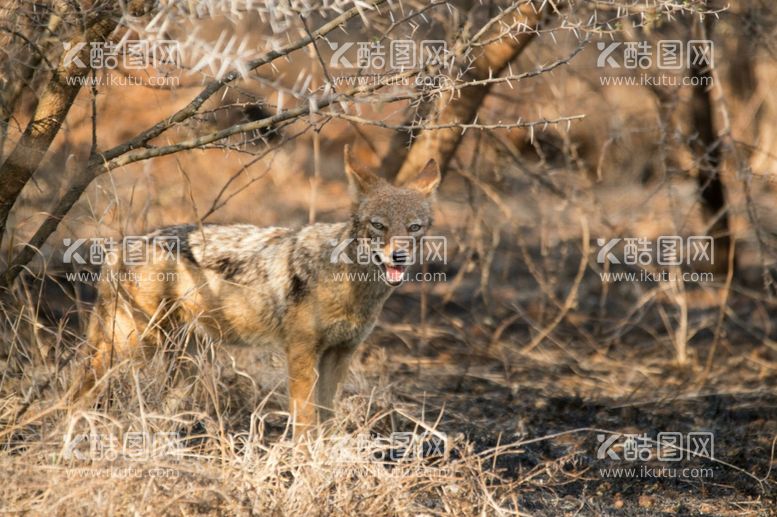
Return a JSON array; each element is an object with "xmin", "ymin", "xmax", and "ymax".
[{"xmin": 391, "ymin": 249, "xmax": 409, "ymax": 265}]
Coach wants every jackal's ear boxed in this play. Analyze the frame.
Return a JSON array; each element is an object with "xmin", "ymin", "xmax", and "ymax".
[
  {"xmin": 344, "ymin": 144, "xmax": 379, "ymax": 198},
  {"xmin": 402, "ymin": 159, "xmax": 441, "ymax": 197}
]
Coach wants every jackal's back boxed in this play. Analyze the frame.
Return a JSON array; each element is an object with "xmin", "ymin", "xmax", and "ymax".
[{"xmin": 89, "ymin": 222, "xmax": 352, "ymax": 347}]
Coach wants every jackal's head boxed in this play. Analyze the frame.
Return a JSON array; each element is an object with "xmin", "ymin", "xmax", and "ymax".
[{"xmin": 344, "ymin": 145, "xmax": 441, "ymax": 286}]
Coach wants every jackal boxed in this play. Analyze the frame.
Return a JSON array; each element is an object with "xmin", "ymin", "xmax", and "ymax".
[{"xmin": 81, "ymin": 146, "xmax": 440, "ymax": 435}]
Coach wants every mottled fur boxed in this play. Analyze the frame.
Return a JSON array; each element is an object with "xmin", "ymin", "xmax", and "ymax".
[{"xmin": 80, "ymin": 147, "xmax": 441, "ymax": 435}]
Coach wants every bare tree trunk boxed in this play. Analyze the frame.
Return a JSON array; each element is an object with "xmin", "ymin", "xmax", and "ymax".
[
  {"xmin": 727, "ymin": 2, "xmax": 756, "ymax": 101},
  {"xmin": 0, "ymin": 2, "xmax": 63, "ymax": 163},
  {"xmin": 392, "ymin": 3, "xmax": 547, "ymax": 184},
  {"xmin": 690, "ymin": 16, "xmax": 731, "ymax": 273},
  {"xmin": 0, "ymin": 4, "xmax": 120, "ymax": 245},
  {"xmin": 378, "ymin": 98, "xmax": 434, "ymax": 177}
]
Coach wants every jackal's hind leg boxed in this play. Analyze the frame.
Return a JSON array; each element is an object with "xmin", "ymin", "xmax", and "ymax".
[{"xmin": 78, "ymin": 294, "xmax": 153, "ymax": 402}]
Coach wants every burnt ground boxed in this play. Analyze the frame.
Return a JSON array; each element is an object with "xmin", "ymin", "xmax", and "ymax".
[
  {"xmin": 356, "ymin": 252, "xmax": 777, "ymax": 515},
  {"xmin": 383, "ymin": 358, "xmax": 777, "ymax": 515}
]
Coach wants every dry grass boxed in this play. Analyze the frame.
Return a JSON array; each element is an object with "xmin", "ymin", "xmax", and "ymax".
[{"xmin": 1, "ymin": 327, "xmax": 529, "ymax": 516}]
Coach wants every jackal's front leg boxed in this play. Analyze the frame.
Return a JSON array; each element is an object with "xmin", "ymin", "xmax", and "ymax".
[
  {"xmin": 317, "ymin": 345, "xmax": 354, "ymax": 422},
  {"xmin": 286, "ymin": 342, "xmax": 318, "ymax": 437}
]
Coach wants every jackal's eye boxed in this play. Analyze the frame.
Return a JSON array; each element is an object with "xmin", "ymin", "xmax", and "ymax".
[
  {"xmin": 408, "ymin": 223, "xmax": 422, "ymax": 232},
  {"xmin": 370, "ymin": 221, "xmax": 385, "ymax": 231}
]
